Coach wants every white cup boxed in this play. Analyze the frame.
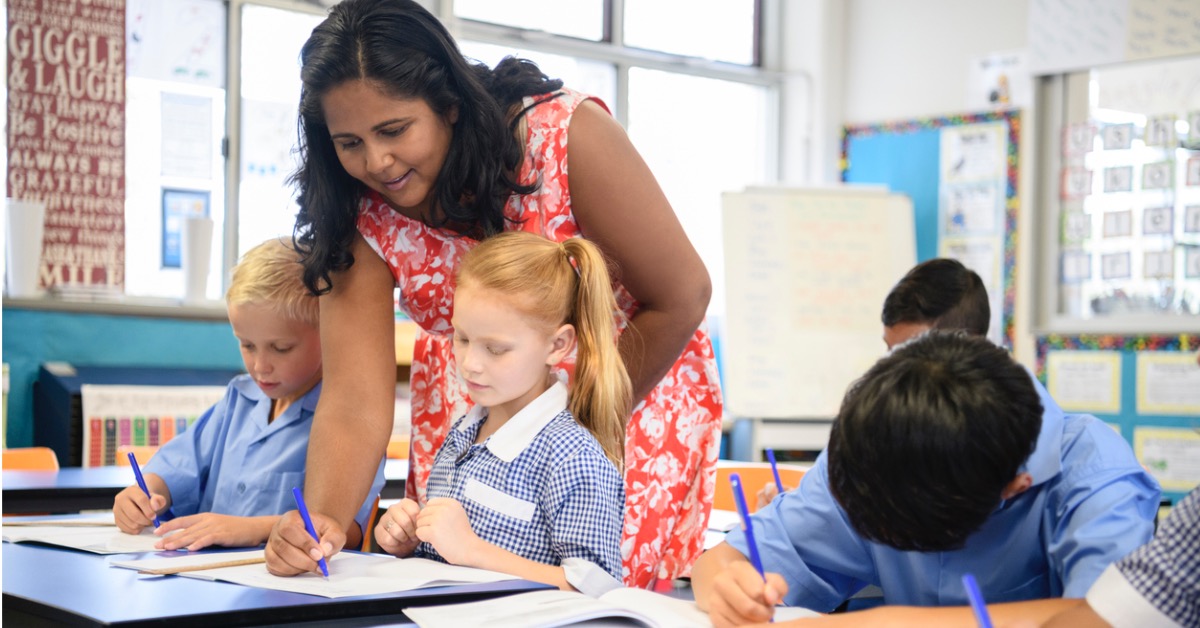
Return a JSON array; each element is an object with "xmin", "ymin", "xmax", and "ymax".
[
  {"xmin": 181, "ymin": 216, "xmax": 214, "ymax": 304},
  {"xmin": 5, "ymin": 198, "xmax": 47, "ymax": 298}
]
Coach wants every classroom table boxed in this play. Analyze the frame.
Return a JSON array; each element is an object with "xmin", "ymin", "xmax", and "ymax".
[
  {"xmin": 2, "ymin": 541, "xmax": 549, "ymax": 627},
  {"xmin": 1, "ymin": 459, "xmax": 409, "ymax": 515}
]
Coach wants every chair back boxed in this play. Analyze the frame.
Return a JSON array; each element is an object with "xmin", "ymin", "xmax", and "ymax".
[
  {"xmin": 714, "ymin": 462, "xmax": 807, "ymax": 513},
  {"xmin": 2, "ymin": 446, "xmax": 60, "ymax": 471},
  {"xmin": 116, "ymin": 445, "xmax": 160, "ymax": 467}
]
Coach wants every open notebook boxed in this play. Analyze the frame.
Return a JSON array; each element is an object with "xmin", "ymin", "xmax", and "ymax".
[
  {"xmin": 2, "ymin": 517, "xmax": 164, "ymax": 555},
  {"xmin": 109, "ymin": 550, "xmax": 520, "ymax": 598},
  {"xmin": 404, "ymin": 587, "xmax": 819, "ymax": 628}
]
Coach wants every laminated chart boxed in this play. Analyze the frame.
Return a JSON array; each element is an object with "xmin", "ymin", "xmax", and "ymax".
[{"xmin": 80, "ymin": 385, "xmax": 226, "ymax": 467}]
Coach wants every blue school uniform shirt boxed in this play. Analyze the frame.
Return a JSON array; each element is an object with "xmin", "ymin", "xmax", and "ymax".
[
  {"xmin": 144, "ymin": 375, "xmax": 385, "ymax": 534},
  {"xmin": 725, "ymin": 374, "xmax": 1161, "ymax": 611},
  {"xmin": 417, "ymin": 380, "xmax": 625, "ymax": 588}
]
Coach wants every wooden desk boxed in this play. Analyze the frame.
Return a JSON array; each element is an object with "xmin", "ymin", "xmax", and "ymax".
[
  {"xmin": 2, "ymin": 542, "xmax": 549, "ymax": 627},
  {"xmin": 3, "ymin": 461, "xmax": 409, "ymax": 515}
]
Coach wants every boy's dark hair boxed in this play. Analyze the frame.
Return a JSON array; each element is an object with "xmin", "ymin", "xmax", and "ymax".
[
  {"xmin": 290, "ymin": 0, "xmax": 563, "ymax": 294},
  {"xmin": 827, "ymin": 331, "xmax": 1042, "ymax": 552},
  {"xmin": 881, "ymin": 258, "xmax": 990, "ymax": 336}
]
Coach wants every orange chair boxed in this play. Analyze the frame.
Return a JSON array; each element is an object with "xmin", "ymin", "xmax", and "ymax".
[
  {"xmin": 2, "ymin": 446, "xmax": 60, "ymax": 471},
  {"xmin": 386, "ymin": 435, "xmax": 410, "ymax": 460},
  {"xmin": 115, "ymin": 445, "xmax": 159, "ymax": 467},
  {"xmin": 714, "ymin": 462, "xmax": 807, "ymax": 514}
]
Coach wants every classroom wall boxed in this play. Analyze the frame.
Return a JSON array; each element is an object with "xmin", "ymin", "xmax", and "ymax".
[
  {"xmin": 1, "ymin": 309, "xmax": 244, "ymax": 448},
  {"xmin": 841, "ymin": 0, "xmax": 1029, "ymax": 125}
]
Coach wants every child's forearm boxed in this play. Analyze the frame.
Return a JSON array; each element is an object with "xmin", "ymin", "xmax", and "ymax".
[{"xmin": 461, "ymin": 541, "xmax": 573, "ymax": 591}]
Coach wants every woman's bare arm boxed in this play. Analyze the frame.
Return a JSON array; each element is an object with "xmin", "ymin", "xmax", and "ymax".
[{"xmin": 566, "ymin": 100, "xmax": 711, "ymax": 402}]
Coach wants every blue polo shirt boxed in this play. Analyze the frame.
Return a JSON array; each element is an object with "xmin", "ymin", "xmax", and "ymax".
[
  {"xmin": 145, "ymin": 375, "xmax": 385, "ymax": 535},
  {"xmin": 417, "ymin": 380, "xmax": 625, "ymax": 590},
  {"xmin": 724, "ymin": 375, "xmax": 1161, "ymax": 611}
]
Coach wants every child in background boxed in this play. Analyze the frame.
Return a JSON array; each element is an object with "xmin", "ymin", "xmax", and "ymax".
[
  {"xmin": 112, "ymin": 238, "xmax": 385, "ymax": 552},
  {"xmin": 694, "ymin": 331, "xmax": 1160, "ymax": 627},
  {"xmin": 374, "ymin": 231, "xmax": 628, "ymax": 596},
  {"xmin": 755, "ymin": 257, "xmax": 991, "ymax": 509}
]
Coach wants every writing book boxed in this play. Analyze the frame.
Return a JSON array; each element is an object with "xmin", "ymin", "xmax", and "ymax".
[
  {"xmin": 110, "ymin": 550, "xmax": 520, "ymax": 599},
  {"xmin": 404, "ymin": 587, "xmax": 819, "ymax": 628},
  {"xmin": 2, "ymin": 523, "xmax": 162, "ymax": 554}
]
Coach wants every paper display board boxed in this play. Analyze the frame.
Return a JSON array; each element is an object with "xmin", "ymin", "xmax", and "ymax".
[{"xmin": 721, "ymin": 187, "xmax": 916, "ymax": 419}]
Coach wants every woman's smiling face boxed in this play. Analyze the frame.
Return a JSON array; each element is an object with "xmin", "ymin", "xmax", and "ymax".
[{"xmin": 321, "ymin": 79, "xmax": 457, "ymax": 221}]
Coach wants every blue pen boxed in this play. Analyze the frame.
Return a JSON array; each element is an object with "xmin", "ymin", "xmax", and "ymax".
[
  {"xmin": 962, "ymin": 573, "xmax": 994, "ymax": 628},
  {"xmin": 730, "ymin": 473, "xmax": 767, "ymax": 580},
  {"xmin": 292, "ymin": 487, "xmax": 330, "ymax": 577},
  {"xmin": 127, "ymin": 452, "xmax": 161, "ymax": 528},
  {"xmin": 765, "ymin": 448, "xmax": 785, "ymax": 494}
]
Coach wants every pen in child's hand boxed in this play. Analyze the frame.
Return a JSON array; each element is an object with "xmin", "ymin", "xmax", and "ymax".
[
  {"xmin": 730, "ymin": 473, "xmax": 767, "ymax": 580},
  {"xmin": 292, "ymin": 487, "xmax": 330, "ymax": 578},
  {"xmin": 765, "ymin": 449, "xmax": 785, "ymax": 494},
  {"xmin": 962, "ymin": 573, "xmax": 994, "ymax": 628},
  {"xmin": 127, "ymin": 452, "xmax": 161, "ymax": 528}
]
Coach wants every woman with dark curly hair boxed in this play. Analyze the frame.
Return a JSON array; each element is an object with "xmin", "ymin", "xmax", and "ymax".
[{"xmin": 264, "ymin": 0, "xmax": 723, "ymax": 589}]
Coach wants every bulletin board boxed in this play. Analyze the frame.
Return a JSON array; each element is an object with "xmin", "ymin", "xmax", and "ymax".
[
  {"xmin": 1036, "ymin": 333, "xmax": 1200, "ymax": 503},
  {"xmin": 841, "ymin": 111, "xmax": 1020, "ymax": 349}
]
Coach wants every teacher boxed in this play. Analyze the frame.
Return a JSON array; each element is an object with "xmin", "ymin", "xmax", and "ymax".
[{"xmin": 265, "ymin": 0, "xmax": 723, "ymax": 589}]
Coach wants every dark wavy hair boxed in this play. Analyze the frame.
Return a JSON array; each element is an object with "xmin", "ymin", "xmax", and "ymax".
[
  {"xmin": 289, "ymin": 0, "xmax": 563, "ymax": 294},
  {"xmin": 881, "ymin": 258, "xmax": 990, "ymax": 336},
  {"xmin": 827, "ymin": 331, "xmax": 1042, "ymax": 551}
]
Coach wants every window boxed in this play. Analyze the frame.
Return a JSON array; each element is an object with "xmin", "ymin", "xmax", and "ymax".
[
  {"xmin": 113, "ymin": 0, "xmax": 777, "ymax": 314},
  {"xmin": 1043, "ymin": 55, "xmax": 1200, "ymax": 331}
]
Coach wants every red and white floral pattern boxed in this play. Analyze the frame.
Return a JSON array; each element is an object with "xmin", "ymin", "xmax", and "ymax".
[{"xmin": 357, "ymin": 89, "xmax": 723, "ymax": 588}]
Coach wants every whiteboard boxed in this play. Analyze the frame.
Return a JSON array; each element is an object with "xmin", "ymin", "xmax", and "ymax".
[{"xmin": 721, "ymin": 187, "xmax": 916, "ymax": 419}]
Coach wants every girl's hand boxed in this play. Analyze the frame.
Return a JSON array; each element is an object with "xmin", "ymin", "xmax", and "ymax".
[
  {"xmin": 153, "ymin": 513, "xmax": 272, "ymax": 551},
  {"xmin": 415, "ymin": 497, "xmax": 481, "ymax": 565},
  {"xmin": 375, "ymin": 498, "xmax": 422, "ymax": 557},
  {"xmin": 113, "ymin": 485, "xmax": 168, "ymax": 534}
]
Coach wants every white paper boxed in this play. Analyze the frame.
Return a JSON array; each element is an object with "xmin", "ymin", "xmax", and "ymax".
[
  {"xmin": 160, "ymin": 93, "xmax": 214, "ymax": 179},
  {"xmin": 404, "ymin": 587, "xmax": 819, "ymax": 628},
  {"xmin": 966, "ymin": 49, "xmax": 1031, "ymax": 110},
  {"xmin": 1135, "ymin": 428, "xmax": 1200, "ymax": 491},
  {"xmin": 113, "ymin": 552, "xmax": 518, "ymax": 599},
  {"xmin": 1047, "ymin": 351, "xmax": 1122, "ymax": 413},
  {"xmin": 1028, "ymin": 0, "xmax": 1128, "ymax": 74},
  {"xmin": 2, "ymin": 525, "xmax": 163, "ymax": 554},
  {"xmin": 1137, "ymin": 354, "xmax": 1200, "ymax": 414},
  {"xmin": 706, "ymin": 509, "xmax": 741, "ymax": 533},
  {"xmin": 940, "ymin": 124, "xmax": 1006, "ymax": 183},
  {"xmin": 942, "ymin": 183, "xmax": 1002, "ymax": 236}
]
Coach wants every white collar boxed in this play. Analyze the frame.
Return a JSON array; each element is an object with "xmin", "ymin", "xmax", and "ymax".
[{"xmin": 457, "ymin": 379, "xmax": 569, "ymax": 463}]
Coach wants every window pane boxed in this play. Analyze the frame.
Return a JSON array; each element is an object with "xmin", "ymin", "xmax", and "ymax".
[
  {"xmin": 624, "ymin": 0, "xmax": 757, "ymax": 65},
  {"xmin": 454, "ymin": 0, "xmax": 604, "ymax": 41},
  {"xmin": 237, "ymin": 5, "xmax": 324, "ymax": 260},
  {"xmin": 1056, "ymin": 56, "xmax": 1200, "ymax": 319},
  {"xmin": 458, "ymin": 41, "xmax": 617, "ymax": 117},
  {"xmin": 627, "ymin": 68, "xmax": 772, "ymax": 317},
  {"xmin": 124, "ymin": 0, "xmax": 227, "ymax": 300}
]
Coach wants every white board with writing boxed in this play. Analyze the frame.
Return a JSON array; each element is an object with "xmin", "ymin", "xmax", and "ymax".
[{"xmin": 721, "ymin": 187, "xmax": 916, "ymax": 419}]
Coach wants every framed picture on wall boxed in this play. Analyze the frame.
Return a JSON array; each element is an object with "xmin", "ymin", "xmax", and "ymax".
[
  {"xmin": 1143, "ymin": 206, "xmax": 1174, "ymax": 235},
  {"xmin": 161, "ymin": 189, "xmax": 211, "ymax": 268}
]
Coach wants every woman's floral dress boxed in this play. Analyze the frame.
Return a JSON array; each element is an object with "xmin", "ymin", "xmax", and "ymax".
[{"xmin": 357, "ymin": 89, "xmax": 723, "ymax": 588}]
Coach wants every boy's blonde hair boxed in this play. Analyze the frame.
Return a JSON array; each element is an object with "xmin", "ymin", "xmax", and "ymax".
[
  {"xmin": 458, "ymin": 231, "xmax": 631, "ymax": 469},
  {"xmin": 226, "ymin": 238, "xmax": 319, "ymax": 327}
]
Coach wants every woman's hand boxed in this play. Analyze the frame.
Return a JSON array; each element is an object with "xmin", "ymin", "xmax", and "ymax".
[{"xmin": 265, "ymin": 510, "xmax": 345, "ymax": 576}]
